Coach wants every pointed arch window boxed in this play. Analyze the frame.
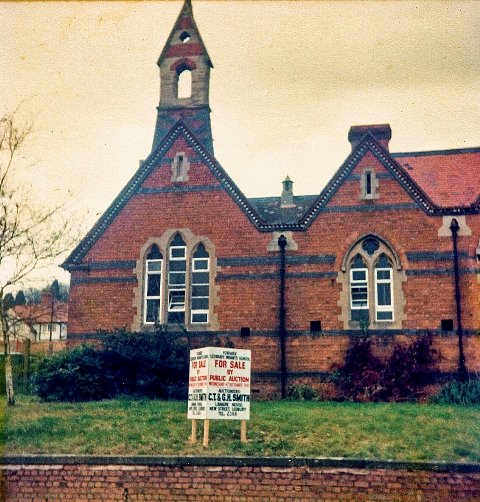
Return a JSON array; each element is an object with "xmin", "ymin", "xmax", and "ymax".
[
  {"xmin": 191, "ymin": 244, "xmax": 210, "ymax": 324},
  {"xmin": 144, "ymin": 245, "xmax": 163, "ymax": 324},
  {"xmin": 342, "ymin": 236, "xmax": 404, "ymax": 327},
  {"xmin": 350, "ymin": 255, "xmax": 369, "ymax": 321},
  {"xmin": 375, "ymin": 255, "xmax": 393, "ymax": 321},
  {"xmin": 168, "ymin": 234, "xmax": 187, "ymax": 324},
  {"xmin": 142, "ymin": 233, "xmax": 215, "ymax": 327}
]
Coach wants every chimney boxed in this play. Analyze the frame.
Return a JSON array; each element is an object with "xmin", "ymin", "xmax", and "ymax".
[
  {"xmin": 348, "ymin": 124, "xmax": 392, "ymax": 151},
  {"xmin": 41, "ymin": 290, "xmax": 53, "ymax": 307},
  {"xmin": 281, "ymin": 175, "xmax": 295, "ymax": 208}
]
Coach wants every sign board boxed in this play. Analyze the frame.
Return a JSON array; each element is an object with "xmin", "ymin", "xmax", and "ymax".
[{"xmin": 188, "ymin": 347, "xmax": 251, "ymax": 420}]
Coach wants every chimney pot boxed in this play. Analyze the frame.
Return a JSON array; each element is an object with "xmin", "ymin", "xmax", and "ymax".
[{"xmin": 348, "ymin": 124, "xmax": 392, "ymax": 151}]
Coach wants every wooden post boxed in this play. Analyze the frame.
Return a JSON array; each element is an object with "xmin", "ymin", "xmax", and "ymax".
[
  {"xmin": 240, "ymin": 420, "xmax": 247, "ymax": 443},
  {"xmin": 190, "ymin": 419, "xmax": 197, "ymax": 443},
  {"xmin": 203, "ymin": 419, "xmax": 210, "ymax": 447}
]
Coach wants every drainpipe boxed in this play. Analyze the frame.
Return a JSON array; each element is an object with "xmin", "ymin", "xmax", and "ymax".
[
  {"xmin": 449, "ymin": 218, "xmax": 468, "ymax": 383},
  {"xmin": 278, "ymin": 235, "xmax": 288, "ymax": 399}
]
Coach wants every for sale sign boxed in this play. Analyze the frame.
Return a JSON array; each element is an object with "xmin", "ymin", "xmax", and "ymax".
[{"xmin": 188, "ymin": 347, "xmax": 251, "ymax": 420}]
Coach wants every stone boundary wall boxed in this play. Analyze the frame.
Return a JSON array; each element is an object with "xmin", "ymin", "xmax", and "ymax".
[{"xmin": 1, "ymin": 456, "xmax": 479, "ymax": 501}]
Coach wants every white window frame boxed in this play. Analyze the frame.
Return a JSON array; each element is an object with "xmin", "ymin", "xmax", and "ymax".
[
  {"xmin": 168, "ymin": 244, "xmax": 187, "ymax": 320},
  {"xmin": 191, "ymin": 256, "xmax": 210, "ymax": 324},
  {"xmin": 374, "ymin": 266, "xmax": 394, "ymax": 321},
  {"xmin": 350, "ymin": 267, "xmax": 369, "ymax": 314},
  {"xmin": 144, "ymin": 258, "xmax": 163, "ymax": 324}
]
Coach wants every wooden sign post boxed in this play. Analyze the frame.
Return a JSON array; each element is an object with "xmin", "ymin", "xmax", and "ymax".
[{"xmin": 188, "ymin": 347, "xmax": 251, "ymax": 447}]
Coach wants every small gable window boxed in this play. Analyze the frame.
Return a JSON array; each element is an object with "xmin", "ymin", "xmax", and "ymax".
[
  {"xmin": 360, "ymin": 168, "xmax": 379, "ymax": 200},
  {"xmin": 171, "ymin": 152, "xmax": 190, "ymax": 183}
]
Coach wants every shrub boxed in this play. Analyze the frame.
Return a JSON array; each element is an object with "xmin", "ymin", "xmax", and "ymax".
[
  {"xmin": 330, "ymin": 334, "xmax": 438, "ymax": 402},
  {"xmin": 35, "ymin": 344, "xmax": 115, "ymax": 402},
  {"xmin": 329, "ymin": 336, "xmax": 384, "ymax": 401},
  {"xmin": 34, "ymin": 326, "xmax": 195, "ymax": 402},
  {"xmin": 433, "ymin": 379, "xmax": 480, "ymax": 405},
  {"xmin": 287, "ymin": 384, "xmax": 318, "ymax": 401},
  {"xmin": 102, "ymin": 327, "xmax": 190, "ymax": 400},
  {"xmin": 380, "ymin": 334, "xmax": 437, "ymax": 401}
]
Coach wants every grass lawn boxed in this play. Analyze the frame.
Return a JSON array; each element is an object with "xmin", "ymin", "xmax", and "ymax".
[{"xmin": 1, "ymin": 397, "xmax": 479, "ymax": 462}]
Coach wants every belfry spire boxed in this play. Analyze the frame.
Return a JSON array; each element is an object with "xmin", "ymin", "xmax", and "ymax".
[{"xmin": 152, "ymin": 0, "xmax": 214, "ymax": 153}]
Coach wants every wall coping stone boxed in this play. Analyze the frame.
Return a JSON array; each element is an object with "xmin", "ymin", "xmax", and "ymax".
[{"xmin": 2, "ymin": 455, "xmax": 480, "ymax": 474}]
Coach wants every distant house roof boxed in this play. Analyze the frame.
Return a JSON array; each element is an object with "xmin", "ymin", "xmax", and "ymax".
[
  {"xmin": 13, "ymin": 294, "xmax": 68, "ymax": 325},
  {"xmin": 392, "ymin": 147, "xmax": 480, "ymax": 209}
]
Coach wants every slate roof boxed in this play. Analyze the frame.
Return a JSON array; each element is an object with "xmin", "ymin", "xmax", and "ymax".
[
  {"xmin": 63, "ymin": 119, "xmax": 479, "ymax": 270},
  {"xmin": 248, "ymin": 195, "xmax": 318, "ymax": 225},
  {"xmin": 392, "ymin": 147, "xmax": 480, "ymax": 209}
]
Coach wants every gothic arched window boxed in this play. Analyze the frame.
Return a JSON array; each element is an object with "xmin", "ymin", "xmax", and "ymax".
[
  {"xmin": 141, "ymin": 233, "xmax": 214, "ymax": 327},
  {"xmin": 340, "ymin": 236, "xmax": 405, "ymax": 328},
  {"xmin": 168, "ymin": 234, "xmax": 187, "ymax": 324},
  {"xmin": 144, "ymin": 244, "xmax": 163, "ymax": 324}
]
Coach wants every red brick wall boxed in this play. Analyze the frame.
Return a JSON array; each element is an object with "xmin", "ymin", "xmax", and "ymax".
[
  {"xmin": 65, "ymin": 134, "xmax": 480, "ymax": 391},
  {"xmin": 2, "ymin": 456, "xmax": 479, "ymax": 501}
]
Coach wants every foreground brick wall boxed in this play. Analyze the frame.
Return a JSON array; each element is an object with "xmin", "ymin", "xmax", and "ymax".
[{"xmin": 1, "ymin": 456, "xmax": 479, "ymax": 501}]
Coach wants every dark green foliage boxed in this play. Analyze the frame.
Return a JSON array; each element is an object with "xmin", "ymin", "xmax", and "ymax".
[
  {"xmin": 330, "ymin": 334, "xmax": 437, "ymax": 402},
  {"xmin": 14, "ymin": 290, "xmax": 26, "ymax": 306},
  {"xmin": 102, "ymin": 327, "xmax": 190, "ymax": 400},
  {"xmin": 287, "ymin": 384, "xmax": 318, "ymax": 401},
  {"xmin": 35, "ymin": 345, "xmax": 115, "ymax": 402},
  {"xmin": 3, "ymin": 293, "xmax": 15, "ymax": 310},
  {"xmin": 433, "ymin": 379, "xmax": 480, "ymax": 405},
  {"xmin": 34, "ymin": 327, "xmax": 195, "ymax": 402},
  {"xmin": 50, "ymin": 279, "xmax": 60, "ymax": 299}
]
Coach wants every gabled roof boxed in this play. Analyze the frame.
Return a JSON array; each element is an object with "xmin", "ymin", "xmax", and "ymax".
[
  {"xmin": 289, "ymin": 133, "xmax": 480, "ymax": 231},
  {"xmin": 158, "ymin": 0, "xmax": 213, "ymax": 68},
  {"xmin": 62, "ymin": 119, "xmax": 262, "ymax": 269},
  {"xmin": 13, "ymin": 301, "xmax": 68, "ymax": 325},
  {"xmin": 255, "ymin": 131, "xmax": 439, "ymax": 232},
  {"xmin": 392, "ymin": 147, "xmax": 480, "ymax": 209}
]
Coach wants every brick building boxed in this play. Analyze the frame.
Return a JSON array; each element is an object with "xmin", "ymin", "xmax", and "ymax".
[{"xmin": 62, "ymin": 0, "xmax": 480, "ymax": 397}]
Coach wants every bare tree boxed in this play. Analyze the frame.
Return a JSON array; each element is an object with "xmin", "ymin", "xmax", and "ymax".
[{"xmin": 0, "ymin": 108, "xmax": 77, "ymax": 406}]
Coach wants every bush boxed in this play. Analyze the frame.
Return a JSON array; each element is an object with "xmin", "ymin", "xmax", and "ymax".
[
  {"xmin": 381, "ymin": 334, "xmax": 437, "ymax": 401},
  {"xmin": 102, "ymin": 327, "xmax": 190, "ymax": 400},
  {"xmin": 433, "ymin": 379, "xmax": 480, "ymax": 405},
  {"xmin": 330, "ymin": 334, "xmax": 438, "ymax": 402},
  {"xmin": 34, "ymin": 327, "xmax": 194, "ymax": 402},
  {"xmin": 329, "ymin": 336, "xmax": 384, "ymax": 401},
  {"xmin": 35, "ymin": 344, "xmax": 115, "ymax": 402},
  {"xmin": 287, "ymin": 384, "xmax": 318, "ymax": 401}
]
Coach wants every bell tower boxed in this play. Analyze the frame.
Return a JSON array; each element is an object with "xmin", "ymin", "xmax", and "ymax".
[{"xmin": 152, "ymin": 0, "xmax": 214, "ymax": 153}]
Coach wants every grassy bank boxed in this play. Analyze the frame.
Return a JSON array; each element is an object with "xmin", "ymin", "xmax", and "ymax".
[{"xmin": 1, "ymin": 397, "xmax": 479, "ymax": 462}]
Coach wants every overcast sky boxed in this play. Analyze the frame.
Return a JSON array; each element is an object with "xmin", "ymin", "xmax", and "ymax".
[{"xmin": 2, "ymin": 0, "xmax": 480, "ymax": 281}]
